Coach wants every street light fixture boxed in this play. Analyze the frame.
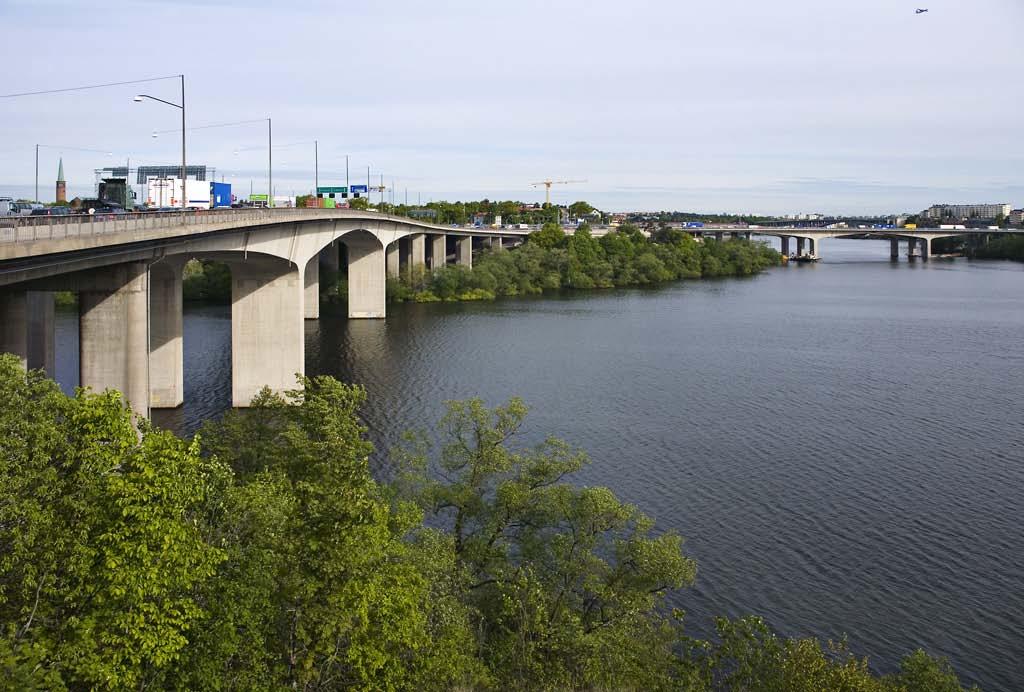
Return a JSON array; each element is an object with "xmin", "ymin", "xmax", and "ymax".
[{"xmin": 133, "ymin": 74, "xmax": 185, "ymax": 210}]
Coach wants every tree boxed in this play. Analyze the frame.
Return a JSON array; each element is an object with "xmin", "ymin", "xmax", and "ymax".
[
  {"xmin": 395, "ymin": 398, "xmax": 696, "ymax": 689},
  {"xmin": 568, "ymin": 200, "xmax": 595, "ymax": 218},
  {"xmin": 348, "ymin": 196, "xmax": 370, "ymax": 210},
  {"xmin": 0, "ymin": 354, "xmax": 224, "ymax": 690},
  {"xmin": 189, "ymin": 377, "xmax": 483, "ymax": 690},
  {"xmin": 527, "ymin": 222, "xmax": 566, "ymax": 250}
]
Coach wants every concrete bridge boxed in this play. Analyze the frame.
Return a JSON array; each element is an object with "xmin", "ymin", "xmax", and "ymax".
[
  {"xmin": 686, "ymin": 226, "xmax": 1020, "ymax": 261},
  {"xmin": 0, "ymin": 208, "xmax": 525, "ymax": 417}
]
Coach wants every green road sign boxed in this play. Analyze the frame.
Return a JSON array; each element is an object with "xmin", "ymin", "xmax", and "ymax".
[
  {"xmin": 250, "ymin": 194, "xmax": 269, "ymax": 201},
  {"xmin": 317, "ymin": 186, "xmax": 347, "ymax": 194}
]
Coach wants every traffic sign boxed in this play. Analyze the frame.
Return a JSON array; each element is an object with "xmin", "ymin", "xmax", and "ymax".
[
  {"xmin": 250, "ymin": 194, "xmax": 268, "ymax": 201},
  {"xmin": 350, "ymin": 185, "xmax": 368, "ymax": 194},
  {"xmin": 317, "ymin": 186, "xmax": 347, "ymax": 194}
]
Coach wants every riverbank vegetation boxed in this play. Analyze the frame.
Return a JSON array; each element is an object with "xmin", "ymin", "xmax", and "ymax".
[
  {"xmin": 390, "ymin": 223, "xmax": 781, "ymax": 303},
  {"xmin": 973, "ymin": 234, "xmax": 1024, "ymax": 262},
  {"xmin": 0, "ymin": 355, "xmax": 977, "ymax": 691}
]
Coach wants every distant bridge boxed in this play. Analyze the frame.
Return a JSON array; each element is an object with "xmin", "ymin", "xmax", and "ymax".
[
  {"xmin": 678, "ymin": 226, "xmax": 1021, "ymax": 260},
  {"xmin": 0, "ymin": 208, "xmax": 527, "ymax": 417}
]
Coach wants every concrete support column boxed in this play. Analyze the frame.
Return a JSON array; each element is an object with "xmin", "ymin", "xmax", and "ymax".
[
  {"xmin": 0, "ymin": 290, "xmax": 28, "ymax": 368},
  {"xmin": 79, "ymin": 262, "xmax": 150, "ymax": 420},
  {"xmin": 809, "ymin": 238, "xmax": 818, "ymax": 256},
  {"xmin": 920, "ymin": 237, "xmax": 930, "ymax": 262},
  {"xmin": 797, "ymin": 238, "xmax": 806, "ymax": 256},
  {"xmin": 304, "ymin": 256, "xmax": 320, "ymax": 320},
  {"xmin": 715, "ymin": 232, "xmax": 724, "ymax": 242},
  {"xmin": 457, "ymin": 236, "xmax": 473, "ymax": 268},
  {"xmin": 430, "ymin": 234, "xmax": 447, "ymax": 270},
  {"xmin": 780, "ymin": 237, "xmax": 790, "ymax": 256},
  {"xmin": 891, "ymin": 238, "xmax": 900, "ymax": 261},
  {"xmin": 491, "ymin": 236, "xmax": 504, "ymax": 251},
  {"xmin": 150, "ymin": 258, "xmax": 185, "ymax": 409},
  {"xmin": 25, "ymin": 292, "xmax": 55, "ymax": 375},
  {"xmin": 410, "ymin": 234, "xmax": 426, "ymax": 268},
  {"xmin": 229, "ymin": 258, "xmax": 303, "ymax": 407},
  {"xmin": 908, "ymin": 238, "xmax": 919, "ymax": 259},
  {"xmin": 386, "ymin": 242, "xmax": 400, "ymax": 278},
  {"xmin": 344, "ymin": 231, "xmax": 386, "ymax": 319}
]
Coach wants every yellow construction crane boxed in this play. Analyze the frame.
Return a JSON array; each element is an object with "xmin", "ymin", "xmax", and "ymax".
[{"xmin": 531, "ymin": 179, "xmax": 586, "ymax": 205}]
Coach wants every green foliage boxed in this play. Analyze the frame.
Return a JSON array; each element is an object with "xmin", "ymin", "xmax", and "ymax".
[
  {"xmin": 974, "ymin": 234, "xmax": 1024, "ymax": 261},
  {"xmin": 187, "ymin": 378, "xmax": 484, "ymax": 690},
  {"xmin": 0, "ymin": 354, "xmax": 223, "ymax": 689},
  {"xmin": 391, "ymin": 229, "xmax": 780, "ymax": 303},
  {"xmin": 395, "ymin": 398, "xmax": 697, "ymax": 689},
  {"xmin": 182, "ymin": 259, "xmax": 232, "ymax": 303},
  {"xmin": 528, "ymin": 222, "xmax": 568, "ymax": 249},
  {"xmin": 0, "ymin": 359, "xmax": 979, "ymax": 691},
  {"xmin": 568, "ymin": 200, "xmax": 596, "ymax": 218},
  {"xmin": 685, "ymin": 616, "xmax": 979, "ymax": 692},
  {"xmin": 348, "ymin": 196, "xmax": 370, "ymax": 211}
]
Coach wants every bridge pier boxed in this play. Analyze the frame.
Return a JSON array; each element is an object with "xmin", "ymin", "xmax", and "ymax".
[
  {"xmin": 490, "ymin": 236, "xmax": 504, "ymax": 251},
  {"xmin": 25, "ymin": 292, "xmax": 54, "ymax": 375},
  {"xmin": 457, "ymin": 236, "xmax": 473, "ymax": 267},
  {"xmin": 304, "ymin": 257, "xmax": 320, "ymax": 320},
  {"xmin": 402, "ymin": 234, "xmax": 425, "ymax": 272},
  {"xmin": 229, "ymin": 257, "xmax": 304, "ymax": 407},
  {"xmin": 908, "ymin": 238, "xmax": 919, "ymax": 260},
  {"xmin": 0, "ymin": 290, "xmax": 29, "ymax": 368},
  {"xmin": 386, "ymin": 242, "xmax": 400, "ymax": 278},
  {"xmin": 891, "ymin": 238, "xmax": 900, "ymax": 261},
  {"xmin": 343, "ymin": 231, "xmax": 386, "ymax": 319},
  {"xmin": 809, "ymin": 238, "xmax": 818, "ymax": 256},
  {"xmin": 715, "ymin": 232, "xmax": 724, "ymax": 242},
  {"xmin": 150, "ymin": 258, "xmax": 186, "ymax": 409},
  {"xmin": 0, "ymin": 290, "xmax": 54, "ymax": 373},
  {"xmin": 430, "ymin": 234, "xmax": 447, "ymax": 270},
  {"xmin": 79, "ymin": 262, "xmax": 151, "ymax": 419},
  {"xmin": 920, "ymin": 237, "xmax": 930, "ymax": 262},
  {"xmin": 780, "ymin": 237, "xmax": 790, "ymax": 256},
  {"xmin": 797, "ymin": 238, "xmax": 806, "ymax": 256}
]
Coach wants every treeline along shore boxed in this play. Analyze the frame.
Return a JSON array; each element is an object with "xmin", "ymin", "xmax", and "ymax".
[{"xmin": 0, "ymin": 356, "xmax": 979, "ymax": 690}]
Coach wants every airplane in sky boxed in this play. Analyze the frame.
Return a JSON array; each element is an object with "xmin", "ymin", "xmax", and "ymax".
[{"xmin": 915, "ymin": 8, "xmax": 929, "ymax": 14}]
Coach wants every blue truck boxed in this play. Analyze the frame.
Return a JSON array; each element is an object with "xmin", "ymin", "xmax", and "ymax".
[{"xmin": 210, "ymin": 182, "xmax": 232, "ymax": 208}]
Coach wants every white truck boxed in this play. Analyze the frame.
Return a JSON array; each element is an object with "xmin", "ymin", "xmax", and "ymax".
[{"xmin": 145, "ymin": 178, "xmax": 211, "ymax": 209}]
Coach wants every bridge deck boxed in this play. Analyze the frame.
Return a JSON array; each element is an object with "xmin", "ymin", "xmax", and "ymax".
[{"xmin": 0, "ymin": 208, "xmax": 524, "ymax": 262}]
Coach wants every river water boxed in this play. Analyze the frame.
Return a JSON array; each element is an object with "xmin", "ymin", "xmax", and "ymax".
[{"xmin": 54, "ymin": 239, "xmax": 1024, "ymax": 690}]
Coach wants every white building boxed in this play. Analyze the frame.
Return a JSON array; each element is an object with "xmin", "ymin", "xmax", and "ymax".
[{"xmin": 922, "ymin": 203, "xmax": 1012, "ymax": 221}]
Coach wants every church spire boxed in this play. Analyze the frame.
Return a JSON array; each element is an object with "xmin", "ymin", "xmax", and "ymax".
[{"xmin": 55, "ymin": 158, "xmax": 67, "ymax": 204}]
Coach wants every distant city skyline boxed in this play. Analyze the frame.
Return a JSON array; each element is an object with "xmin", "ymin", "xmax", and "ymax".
[{"xmin": 3, "ymin": 0, "xmax": 1022, "ymax": 214}]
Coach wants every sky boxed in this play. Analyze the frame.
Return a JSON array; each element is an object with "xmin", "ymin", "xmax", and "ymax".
[{"xmin": 1, "ymin": 0, "xmax": 1021, "ymax": 214}]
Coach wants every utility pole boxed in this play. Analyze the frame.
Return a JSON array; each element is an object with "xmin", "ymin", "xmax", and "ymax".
[
  {"xmin": 34, "ymin": 144, "xmax": 38, "ymax": 203},
  {"xmin": 345, "ymin": 154, "xmax": 349, "ymax": 192},
  {"xmin": 314, "ymin": 140, "xmax": 318, "ymax": 201},
  {"xmin": 267, "ymin": 117, "xmax": 273, "ymax": 207}
]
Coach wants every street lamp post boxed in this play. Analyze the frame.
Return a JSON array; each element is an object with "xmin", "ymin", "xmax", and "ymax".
[{"xmin": 134, "ymin": 74, "xmax": 186, "ymax": 210}]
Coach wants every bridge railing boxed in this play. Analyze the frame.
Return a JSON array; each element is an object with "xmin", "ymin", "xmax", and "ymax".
[{"xmin": 0, "ymin": 207, "xmax": 339, "ymax": 245}]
